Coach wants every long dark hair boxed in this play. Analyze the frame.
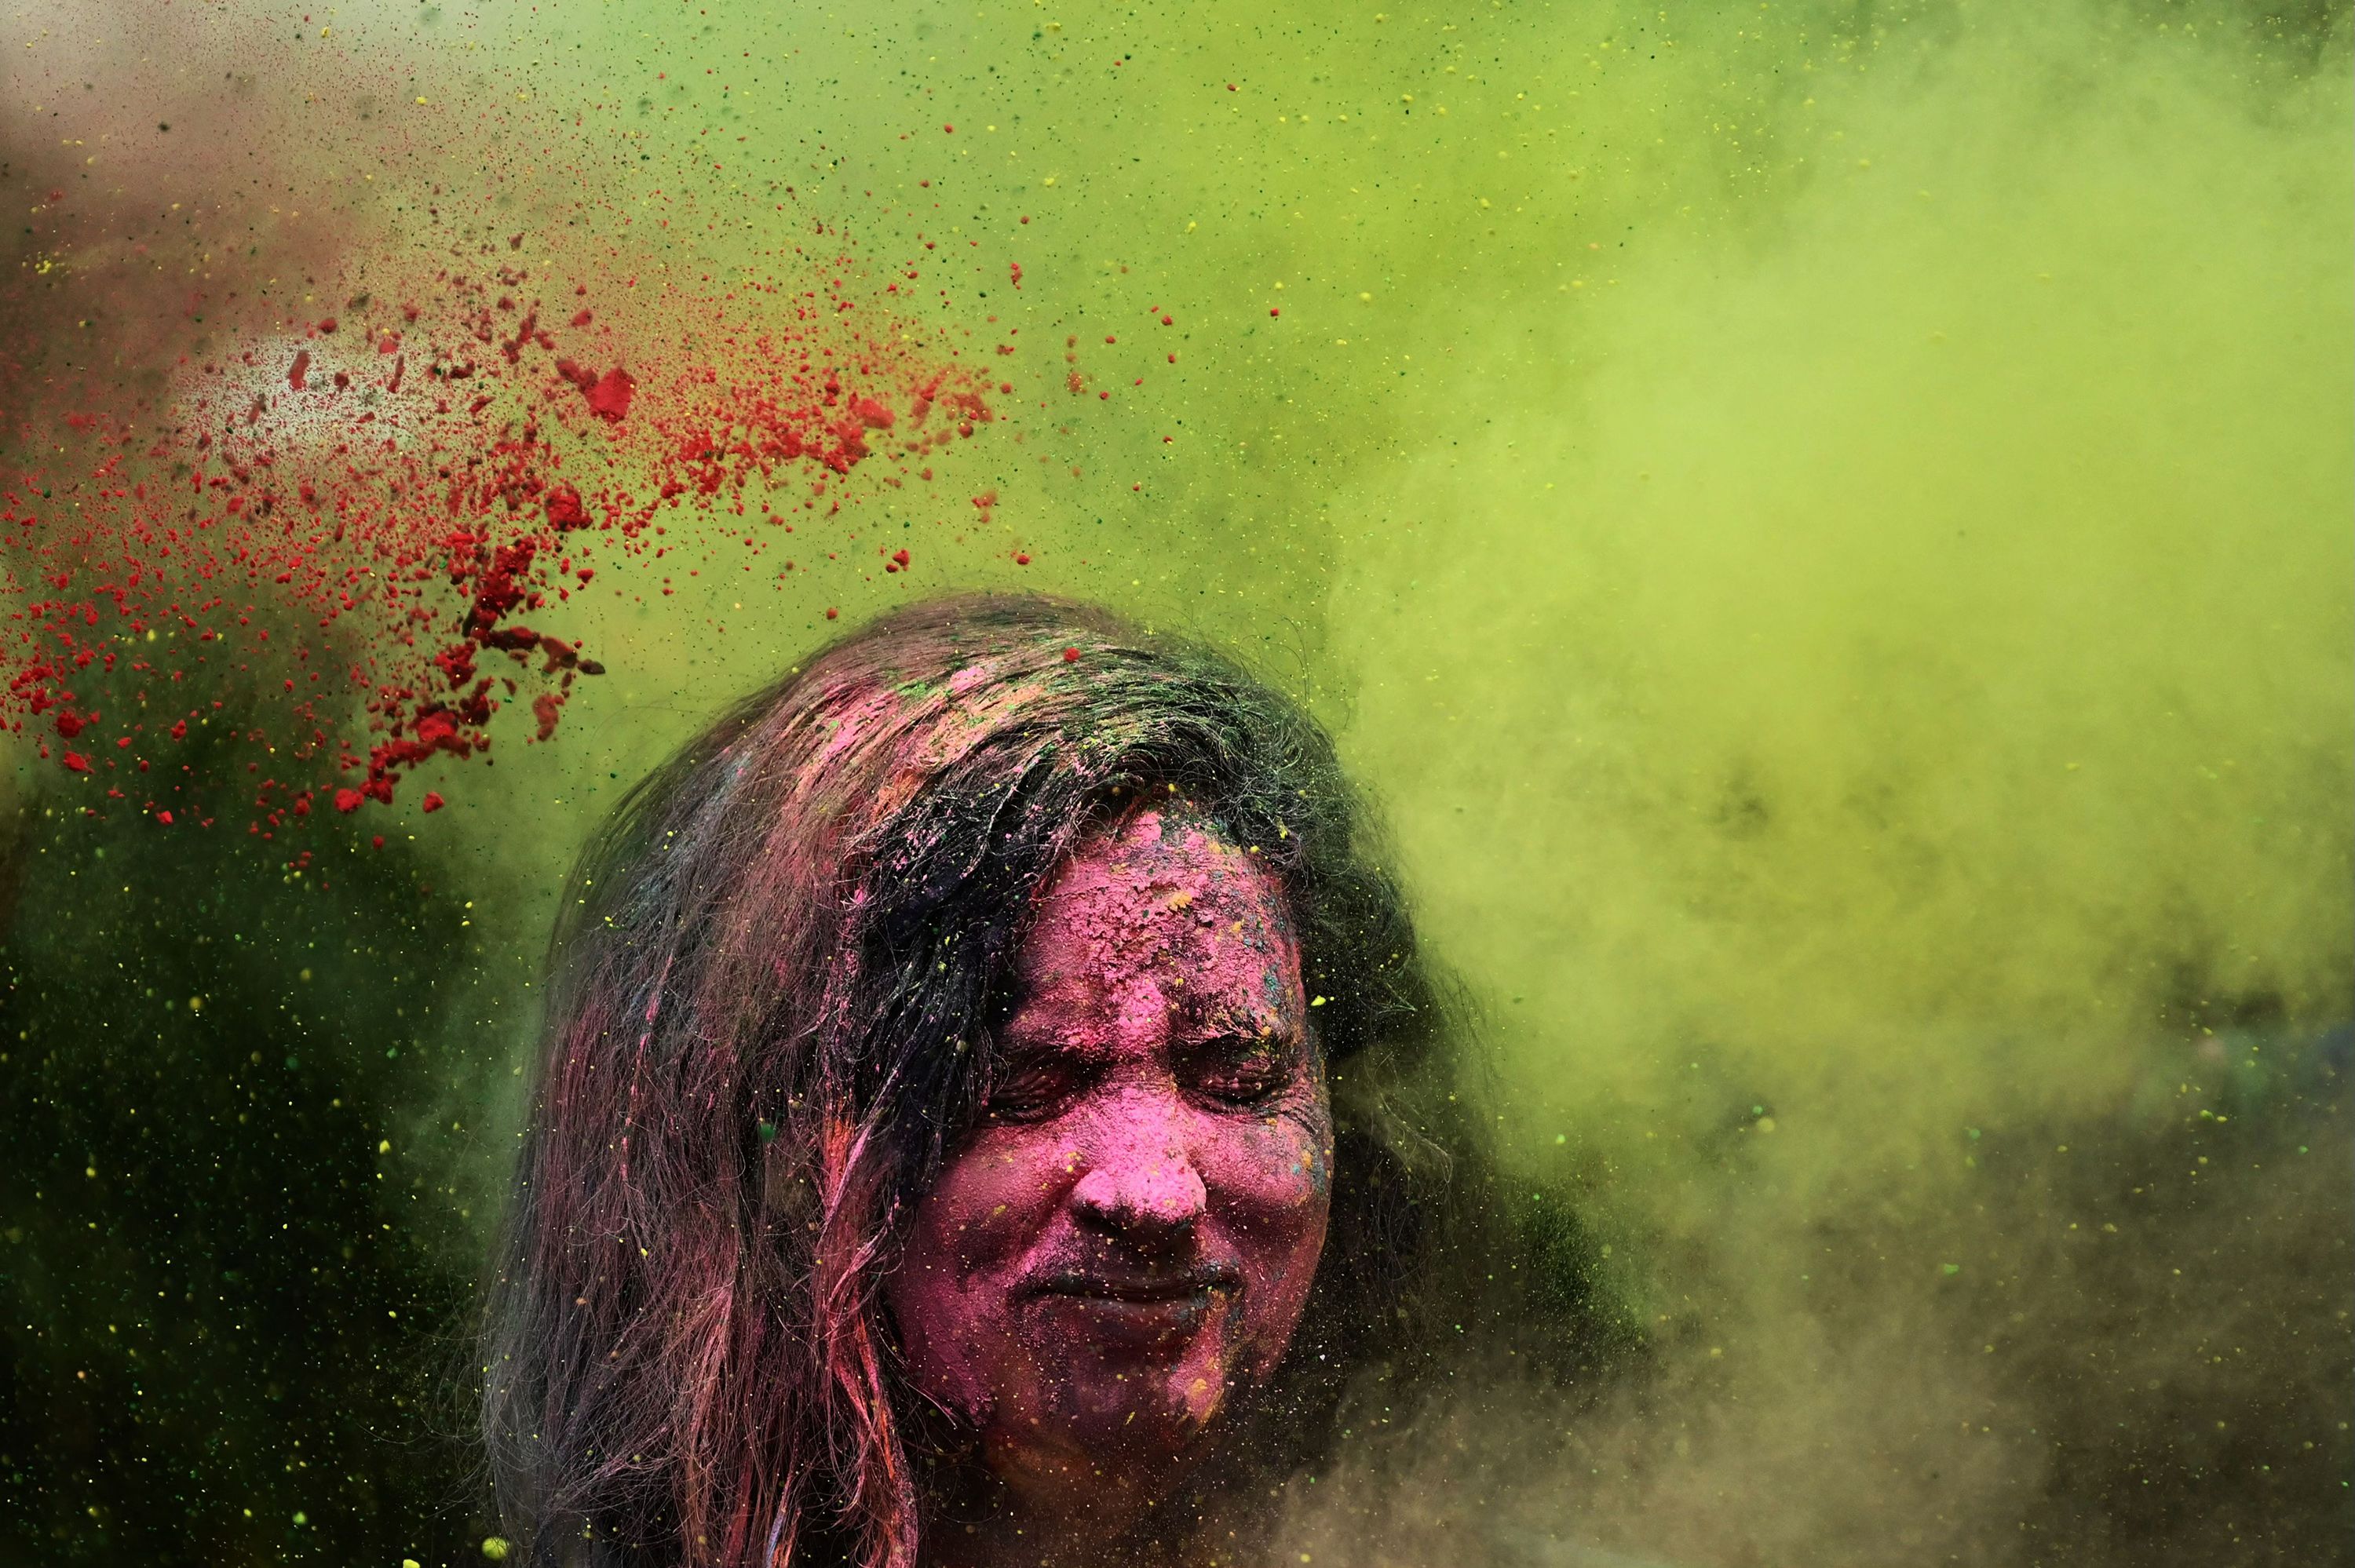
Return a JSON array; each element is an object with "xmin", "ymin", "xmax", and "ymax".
[{"xmin": 480, "ymin": 594, "xmax": 1539, "ymax": 1567}]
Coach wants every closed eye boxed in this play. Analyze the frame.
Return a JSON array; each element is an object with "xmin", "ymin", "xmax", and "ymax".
[
  {"xmin": 984, "ymin": 1050, "xmax": 1094, "ymax": 1122},
  {"xmin": 1184, "ymin": 1036, "xmax": 1301, "ymax": 1107}
]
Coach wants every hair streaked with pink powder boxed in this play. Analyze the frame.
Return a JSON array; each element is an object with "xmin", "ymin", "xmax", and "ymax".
[{"xmin": 480, "ymin": 595, "xmax": 1582, "ymax": 1568}]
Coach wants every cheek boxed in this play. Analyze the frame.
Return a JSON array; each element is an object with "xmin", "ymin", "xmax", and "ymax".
[
  {"xmin": 900, "ymin": 1125, "xmax": 1079, "ymax": 1309},
  {"xmin": 1198, "ymin": 1111, "xmax": 1331, "ymax": 1385},
  {"xmin": 907, "ymin": 1130, "xmax": 1072, "ymax": 1282},
  {"xmin": 892, "ymin": 1132, "xmax": 1073, "ymax": 1415},
  {"xmin": 1199, "ymin": 1105, "xmax": 1333, "ymax": 1274}
]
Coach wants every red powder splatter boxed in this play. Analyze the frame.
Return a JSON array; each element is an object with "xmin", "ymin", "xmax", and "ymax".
[
  {"xmin": 421, "ymin": 791, "xmax": 445, "ymax": 813},
  {"xmin": 5, "ymin": 257, "xmax": 995, "ymax": 828},
  {"xmin": 1010, "ymin": 261, "xmax": 1023, "ymax": 290}
]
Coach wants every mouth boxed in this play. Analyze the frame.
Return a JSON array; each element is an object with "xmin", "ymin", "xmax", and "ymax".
[
  {"xmin": 1019, "ymin": 1264, "xmax": 1243, "ymax": 1347},
  {"xmin": 1025, "ymin": 1264, "xmax": 1243, "ymax": 1304}
]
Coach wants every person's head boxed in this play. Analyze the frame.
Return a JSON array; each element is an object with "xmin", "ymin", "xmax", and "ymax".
[
  {"xmin": 886, "ymin": 800, "xmax": 1331, "ymax": 1532},
  {"xmin": 481, "ymin": 595, "xmax": 1491, "ymax": 1567}
]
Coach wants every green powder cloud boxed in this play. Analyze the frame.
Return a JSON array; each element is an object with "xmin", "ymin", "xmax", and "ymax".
[{"xmin": 9, "ymin": 0, "xmax": 2339, "ymax": 1559}]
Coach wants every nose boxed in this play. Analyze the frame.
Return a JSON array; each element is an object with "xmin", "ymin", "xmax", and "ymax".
[{"xmin": 1070, "ymin": 1132, "xmax": 1207, "ymax": 1249}]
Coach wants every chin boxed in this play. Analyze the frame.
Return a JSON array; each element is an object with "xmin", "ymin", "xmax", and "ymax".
[{"xmin": 985, "ymin": 1358, "xmax": 1236, "ymax": 1519}]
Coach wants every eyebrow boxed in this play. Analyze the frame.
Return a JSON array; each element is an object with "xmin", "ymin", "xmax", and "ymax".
[
  {"xmin": 1176, "ymin": 995, "xmax": 1299, "ymax": 1045},
  {"xmin": 994, "ymin": 1022, "xmax": 1118, "ymax": 1063}
]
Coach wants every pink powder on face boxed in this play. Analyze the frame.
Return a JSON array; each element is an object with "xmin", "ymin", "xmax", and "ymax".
[{"xmin": 886, "ymin": 807, "xmax": 1330, "ymax": 1531}]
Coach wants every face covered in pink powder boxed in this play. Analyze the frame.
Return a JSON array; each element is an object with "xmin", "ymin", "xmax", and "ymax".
[{"xmin": 888, "ymin": 805, "xmax": 1331, "ymax": 1533}]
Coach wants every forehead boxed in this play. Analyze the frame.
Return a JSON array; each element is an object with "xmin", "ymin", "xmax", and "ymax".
[
  {"xmin": 1010, "ymin": 808, "xmax": 1300, "ymax": 1023},
  {"xmin": 1041, "ymin": 807, "xmax": 1283, "ymax": 913}
]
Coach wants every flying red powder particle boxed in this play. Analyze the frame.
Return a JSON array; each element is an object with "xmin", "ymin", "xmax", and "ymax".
[
  {"xmin": 287, "ymin": 349, "xmax": 311, "ymax": 391},
  {"xmin": 544, "ymin": 483, "xmax": 590, "ymax": 531},
  {"xmin": 421, "ymin": 791, "xmax": 446, "ymax": 813},
  {"xmin": 1062, "ymin": 647, "xmax": 1079, "ymax": 662},
  {"xmin": 585, "ymin": 366, "xmax": 635, "ymax": 421}
]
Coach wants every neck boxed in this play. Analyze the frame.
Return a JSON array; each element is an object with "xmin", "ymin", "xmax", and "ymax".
[{"xmin": 917, "ymin": 1454, "xmax": 1167, "ymax": 1568}]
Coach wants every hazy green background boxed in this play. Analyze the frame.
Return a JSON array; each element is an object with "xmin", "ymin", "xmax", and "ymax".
[{"xmin": 3, "ymin": 0, "xmax": 2347, "ymax": 1563}]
